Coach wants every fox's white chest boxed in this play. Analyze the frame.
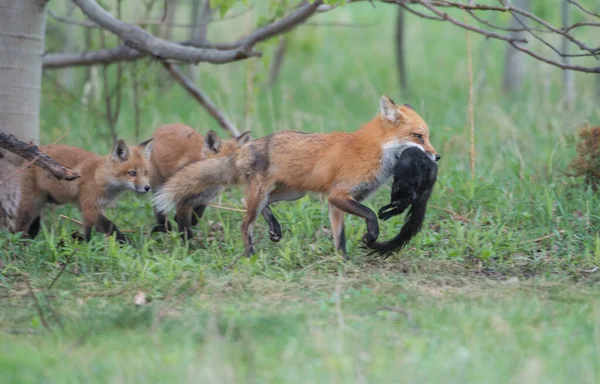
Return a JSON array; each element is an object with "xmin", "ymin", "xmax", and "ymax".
[{"xmin": 349, "ymin": 140, "xmax": 424, "ymax": 202}]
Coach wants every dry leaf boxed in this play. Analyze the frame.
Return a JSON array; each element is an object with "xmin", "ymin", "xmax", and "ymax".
[{"xmin": 134, "ymin": 291, "xmax": 146, "ymax": 306}]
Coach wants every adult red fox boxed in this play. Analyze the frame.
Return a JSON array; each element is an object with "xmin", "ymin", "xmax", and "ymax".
[
  {"xmin": 15, "ymin": 140, "xmax": 153, "ymax": 243},
  {"xmin": 154, "ymin": 96, "xmax": 439, "ymax": 257},
  {"xmin": 147, "ymin": 124, "xmax": 282, "ymax": 241}
]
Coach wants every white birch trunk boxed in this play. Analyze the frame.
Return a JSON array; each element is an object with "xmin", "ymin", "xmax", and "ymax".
[{"xmin": 0, "ymin": 0, "xmax": 46, "ymax": 230}]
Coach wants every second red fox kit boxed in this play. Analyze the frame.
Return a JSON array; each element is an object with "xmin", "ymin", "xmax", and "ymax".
[
  {"xmin": 15, "ymin": 140, "xmax": 153, "ymax": 243},
  {"xmin": 147, "ymin": 124, "xmax": 283, "ymax": 241},
  {"xmin": 154, "ymin": 96, "xmax": 439, "ymax": 257}
]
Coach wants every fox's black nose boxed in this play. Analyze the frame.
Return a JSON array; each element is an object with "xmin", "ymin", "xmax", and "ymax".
[
  {"xmin": 144, "ymin": 185, "xmax": 151, "ymax": 192},
  {"xmin": 435, "ymin": 154, "xmax": 441, "ymax": 162}
]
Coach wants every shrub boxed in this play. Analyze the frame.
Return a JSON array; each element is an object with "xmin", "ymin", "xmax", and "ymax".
[{"xmin": 568, "ymin": 125, "xmax": 600, "ymax": 189}]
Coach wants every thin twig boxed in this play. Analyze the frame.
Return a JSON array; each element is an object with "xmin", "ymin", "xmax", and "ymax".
[
  {"xmin": 47, "ymin": 256, "xmax": 70, "ymax": 290},
  {"xmin": 375, "ymin": 306, "xmax": 413, "ymax": 321},
  {"xmin": 137, "ymin": 7, "xmax": 252, "ymax": 28},
  {"xmin": 207, "ymin": 204, "xmax": 246, "ymax": 213},
  {"xmin": 48, "ymin": 9, "xmax": 99, "ymax": 28},
  {"xmin": 518, "ymin": 230, "xmax": 565, "ymax": 244},
  {"xmin": 130, "ymin": 62, "xmax": 141, "ymax": 143},
  {"xmin": 430, "ymin": 205, "xmax": 470, "ymax": 222},
  {"xmin": 161, "ymin": 61, "xmax": 240, "ymax": 137},
  {"xmin": 58, "ymin": 214, "xmax": 136, "ymax": 233},
  {"xmin": 466, "ymin": 15, "xmax": 475, "ymax": 179},
  {"xmin": 23, "ymin": 275, "xmax": 51, "ymax": 332}
]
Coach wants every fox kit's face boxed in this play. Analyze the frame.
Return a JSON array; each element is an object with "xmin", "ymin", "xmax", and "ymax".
[
  {"xmin": 380, "ymin": 96, "xmax": 439, "ymax": 162},
  {"xmin": 202, "ymin": 130, "xmax": 251, "ymax": 158},
  {"xmin": 108, "ymin": 139, "xmax": 153, "ymax": 193}
]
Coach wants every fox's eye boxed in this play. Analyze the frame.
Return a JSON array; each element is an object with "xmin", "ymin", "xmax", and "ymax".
[
  {"xmin": 412, "ymin": 133, "xmax": 424, "ymax": 144},
  {"xmin": 128, "ymin": 171, "xmax": 137, "ymax": 177}
]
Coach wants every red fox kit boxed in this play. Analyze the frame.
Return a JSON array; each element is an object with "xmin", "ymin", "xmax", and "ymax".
[
  {"xmin": 147, "ymin": 124, "xmax": 282, "ymax": 241},
  {"xmin": 154, "ymin": 96, "xmax": 439, "ymax": 257},
  {"xmin": 15, "ymin": 140, "xmax": 153, "ymax": 243}
]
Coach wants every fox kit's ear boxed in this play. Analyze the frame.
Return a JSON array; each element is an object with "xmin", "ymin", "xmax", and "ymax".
[
  {"xmin": 138, "ymin": 138, "xmax": 154, "ymax": 160},
  {"xmin": 380, "ymin": 95, "xmax": 405, "ymax": 124},
  {"xmin": 112, "ymin": 139, "xmax": 130, "ymax": 162},
  {"xmin": 236, "ymin": 131, "xmax": 251, "ymax": 146},
  {"xmin": 204, "ymin": 130, "xmax": 222, "ymax": 153}
]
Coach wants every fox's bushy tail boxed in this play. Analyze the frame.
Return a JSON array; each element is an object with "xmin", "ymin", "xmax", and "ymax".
[
  {"xmin": 366, "ymin": 188, "xmax": 432, "ymax": 258},
  {"xmin": 153, "ymin": 157, "xmax": 235, "ymax": 213}
]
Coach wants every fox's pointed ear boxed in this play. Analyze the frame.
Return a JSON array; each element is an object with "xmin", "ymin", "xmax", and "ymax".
[
  {"xmin": 204, "ymin": 130, "xmax": 222, "ymax": 153},
  {"xmin": 380, "ymin": 95, "xmax": 405, "ymax": 124},
  {"xmin": 138, "ymin": 138, "xmax": 153, "ymax": 160},
  {"xmin": 236, "ymin": 131, "xmax": 251, "ymax": 146},
  {"xmin": 112, "ymin": 139, "xmax": 130, "ymax": 162}
]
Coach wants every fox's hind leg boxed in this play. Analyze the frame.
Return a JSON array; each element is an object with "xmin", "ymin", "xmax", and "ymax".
[
  {"xmin": 262, "ymin": 185, "xmax": 307, "ymax": 242},
  {"xmin": 328, "ymin": 205, "xmax": 348, "ymax": 260},
  {"xmin": 242, "ymin": 177, "xmax": 275, "ymax": 256},
  {"xmin": 14, "ymin": 180, "xmax": 45, "ymax": 239}
]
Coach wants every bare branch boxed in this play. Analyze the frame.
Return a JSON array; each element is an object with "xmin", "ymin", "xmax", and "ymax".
[
  {"xmin": 43, "ymin": 45, "xmax": 148, "ymax": 69},
  {"xmin": 45, "ymin": 0, "xmax": 323, "ymax": 68},
  {"xmin": 137, "ymin": 7, "xmax": 252, "ymax": 29},
  {"xmin": 383, "ymin": 0, "xmax": 600, "ymax": 74},
  {"xmin": 206, "ymin": 0, "xmax": 325, "ymax": 50},
  {"xmin": 0, "ymin": 132, "xmax": 80, "ymax": 182},
  {"xmin": 161, "ymin": 62, "xmax": 240, "ymax": 138},
  {"xmin": 72, "ymin": 0, "xmax": 259, "ymax": 64},
  {"xmin": 48, "ymin": 10, "xmax": 99, "ymax": 28},
  {"xmin": 509, "ymin": 41, "xmax": 599, "ymax": 74},
  {"xmin": 566, "ymin": 0, "xmax": 600, "ymax": 19}
]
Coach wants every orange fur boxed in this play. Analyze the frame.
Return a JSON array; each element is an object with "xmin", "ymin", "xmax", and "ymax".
[
  {"xmin": 148, "ymin": 124, "xmax": 250, "ymax": 239},
  {"xmin": 15, "ymin": 140, "xmax": 152, "ymax": 242},
  {"xmin": 154, "ymin": 96, "xmax": 438, "ymax": 256}
]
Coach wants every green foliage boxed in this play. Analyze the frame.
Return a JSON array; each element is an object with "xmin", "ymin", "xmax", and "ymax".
[{"xmin": 2, "ymin": 2, "xmax": 600, "ymax": 382}]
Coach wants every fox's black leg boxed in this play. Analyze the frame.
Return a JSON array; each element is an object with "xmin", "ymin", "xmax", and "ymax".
[
  {"xmin": 328, "ymin": 192, "xmax": 379, "ymax": 248},
  {"xmin": 261, "ymin": 206, "xmax": 282, "ymax": 242},
  {"xmin": 93, "ymin": 214, "xmax": 127, "ymax": 244},
  {"xmin": 191, "ymin": 205, "xmax": 207, "ymax": 227},
  {"xmin": 28, "ymin": 216, "xmax": 42, "ymax": 239},
  {"xmin": 262, "ymin": 185, "xmax": 307, "ymax": 242},
  {"xmin": 175, "ymin": 205, "xmax": 193, "ymax": 241},
  {"xmin": 151, "ymin": 210, "xmax": 172, "ymax": 233}
]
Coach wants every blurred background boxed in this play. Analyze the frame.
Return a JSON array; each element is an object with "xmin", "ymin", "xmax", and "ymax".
[{"xmin": 41, "ymin": 0, "xmax": 600, "ymax": 178}]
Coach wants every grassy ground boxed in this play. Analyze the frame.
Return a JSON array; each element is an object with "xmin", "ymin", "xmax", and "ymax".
[{"xmin": 2, "ymin": 1, "xmax": 600, "ymax": 382}]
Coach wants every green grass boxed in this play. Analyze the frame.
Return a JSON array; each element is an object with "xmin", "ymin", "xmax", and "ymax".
[{"xmin": 2, "ymin": 1, "xmax": 600, "ymax": 382}]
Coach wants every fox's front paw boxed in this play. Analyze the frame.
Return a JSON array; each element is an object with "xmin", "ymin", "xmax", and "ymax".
[
  {"xmin": 151, "ymin": 224, "xmax": 168, "ymax": 234},
  {"xmin": 269, "ymin": 230, "xmax": 282, "ymax": 242},
  {"xmin": 244, "ymin": 245, "xmax": 256, "ymax": 257},
  {"xmin": 70, "ymin": 231, "xmax": 86, "ymax": 242}
]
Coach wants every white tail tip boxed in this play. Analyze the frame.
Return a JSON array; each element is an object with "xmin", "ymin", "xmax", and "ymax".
[{"xmin": 153, "ymin": 188, "xmax": 176, "ymax": 213}]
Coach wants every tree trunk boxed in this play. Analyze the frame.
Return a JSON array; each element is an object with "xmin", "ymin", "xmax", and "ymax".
[
  {"xmin": 395, "ymin": 8, "xmax": 408, "ymax": 93},
  {"xmin": 0, "ymin": 0, "xmax": 46, "ymax": 230},
  {"xmin": 502, "ymin": 0, "xmax": 530, "ymax": 93},
  {"xmin": 189, "ymin": 0, "xmax": 211, "ymax": 80}
]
